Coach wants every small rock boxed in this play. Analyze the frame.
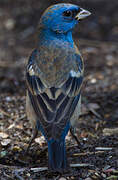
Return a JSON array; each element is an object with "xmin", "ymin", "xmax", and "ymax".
[
  {"xmin": 5, "ymin": 96, "xmax": 12, "ymax": 102},
  {"xmin": 88, "ymin": 103, "xmax": 100, "ymax": 110},
  {"xmin": 101, "ymin": 173, "xmax": 106, "ymax": 178},
  {"xmin": 5, "ymin": 19, "xmax": 15, "ymax": 30},
  {"xmin": 35, "ymin": 136, "xmax": 45, "ymax": 145},
  {"xmin": 90, "ymin": 78, "xmax": 97, "ymax": 84},
  {"xmin": 12, "ymin": 146, "xmax": 22, "ymax": 152},
  {"xmin": 1, "ymin": 139, "xmax": 11, "ymax": 146},
  {"xmin": 0, "ymin": 151, "xmax": 7, "ymax": 158},
  {"xmin": 106, "ymin": 54, "xmax": 114, "ymax": 61},
  {"xmin": 59, "ymin": 178, "xmax": 66, "ymax": 180},
  {"xmin": 26, "ymin": 173, "xmax": 31, "ymax": 177},
  {"xmin": 84, "ymin": 178, "xmax": 92, "ymax": 180}
]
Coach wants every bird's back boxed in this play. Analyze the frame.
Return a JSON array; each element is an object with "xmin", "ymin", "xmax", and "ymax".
[
  {"xmin": 35, "ymin": 39, "xmax": 79, "ymax": 87},
  {"xmin": 26, "ymin": 39, "xmax": 83, "ymax": 140}
]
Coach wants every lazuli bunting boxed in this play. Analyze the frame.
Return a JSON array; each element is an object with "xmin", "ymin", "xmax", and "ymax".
[{"xmin": 26, "ymin": 3, "xmax": 91, "ymax": 172}]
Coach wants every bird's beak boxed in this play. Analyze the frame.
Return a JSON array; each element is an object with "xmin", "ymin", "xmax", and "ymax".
[{"xmin": 75, "ymin": 8, "xmax": 91, "ymax": 20}]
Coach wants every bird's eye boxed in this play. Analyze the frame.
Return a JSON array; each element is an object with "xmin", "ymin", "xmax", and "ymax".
[{"xmin": 63, "ymin": 10, "xmax": 72, "ymax": 17}]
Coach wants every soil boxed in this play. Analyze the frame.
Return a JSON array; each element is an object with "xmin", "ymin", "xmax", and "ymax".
[{"xmin": 0, "ymin": 0, "xmax": 118, "ymax": 179}]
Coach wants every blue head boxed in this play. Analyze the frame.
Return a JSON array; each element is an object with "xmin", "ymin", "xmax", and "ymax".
[{"xmin": 39, "ymin": 3, "xmax": 91, "ymax": 34}]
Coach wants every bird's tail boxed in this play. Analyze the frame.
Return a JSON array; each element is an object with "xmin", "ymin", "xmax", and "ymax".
[{"xmin": 48, "ymin": 138, "xmax": 66, "ymax": 171}]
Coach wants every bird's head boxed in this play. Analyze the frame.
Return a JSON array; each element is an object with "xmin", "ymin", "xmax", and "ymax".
[{"xmin": 39, "ymin": 3, "xmax": 91, "ymax": 34}]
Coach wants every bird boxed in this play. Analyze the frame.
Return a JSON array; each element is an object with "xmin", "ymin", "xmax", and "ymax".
[{"xmin": 26, "ymin": 3, "xmax": 91, "ymax": 172}]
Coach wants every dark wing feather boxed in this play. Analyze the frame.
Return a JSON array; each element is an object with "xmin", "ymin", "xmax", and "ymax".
[
  {"xmin": 26, "ymin": 50, "xmax": 83, "ymax": 140},
  {"xmin": 61, "ymin": 54, "xmax": 84, "ymax": 97}
]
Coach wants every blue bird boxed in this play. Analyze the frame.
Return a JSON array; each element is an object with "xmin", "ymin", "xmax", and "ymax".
[{"xmin": 26, "ymin": 3, "xmax": 91, "ymax": 172}]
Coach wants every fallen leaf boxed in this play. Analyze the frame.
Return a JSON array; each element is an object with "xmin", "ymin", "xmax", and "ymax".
[
  {"xmin": 0, "ymin": 132, "xmax": 9, "ymax": 139},
  {"xmin": 35, "ymin": 136, "xmax": 45, "ymax": 145},
  {"xmin": 87, "ymin": 103, "xmax": 100, "ymax": 110},
  {"xmin": 1, "ymin": 139, "xmax": 11, "ymax": 146},
  {"xmin": 103, "ymin": 128, "xmax": 118, "ymax": 136},
  {"xmin": 16, "ymin": 124, "xmax": 23, "ymax": 129},
  {"xmin": 12, "ymin": 146, "xmax": 22, "ymax": 152},
  {"xmin": 7, "ymin": 123, "xmax": 15, "ymax": 130}
]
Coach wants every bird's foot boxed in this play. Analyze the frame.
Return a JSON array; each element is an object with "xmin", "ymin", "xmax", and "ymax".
[
  {"xmin": 25, "ymin": 127, "xmax": 38, "ymax": 154},
  {"xmin": 70, "ymin": 127, "xmax": 83, "ymax": 150}
]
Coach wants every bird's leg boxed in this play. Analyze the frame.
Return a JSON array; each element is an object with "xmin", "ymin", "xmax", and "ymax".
[
  {"xmin": 25, "ymin": 126, "xmax": 38, "ymax": 153},
  {"xmin": 70, "ymin": 127, "xmax": 82, "ymax": 149}
]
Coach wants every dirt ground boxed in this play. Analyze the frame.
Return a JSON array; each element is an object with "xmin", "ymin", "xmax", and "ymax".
[{"xmin": 0, "ymin": 0, "xmax": 118, "ymax": 179}]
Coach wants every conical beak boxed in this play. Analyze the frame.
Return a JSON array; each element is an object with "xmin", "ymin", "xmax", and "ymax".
[{"xmin": 75, "ymin": 8, "xmax": 91, "ymax": 20}]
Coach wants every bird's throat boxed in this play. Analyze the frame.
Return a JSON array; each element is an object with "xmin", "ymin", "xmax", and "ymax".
[{"xmin": 38, "ymin": 28, "xmax": 74, "ymax": 48}]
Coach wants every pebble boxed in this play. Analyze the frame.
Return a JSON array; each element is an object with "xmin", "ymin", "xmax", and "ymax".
[{"xmin": 1, "ymin": 139, "xmax": 11, "ymax": 146}]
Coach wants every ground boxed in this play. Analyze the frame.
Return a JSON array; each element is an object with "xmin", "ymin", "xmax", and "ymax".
[{"xmin": 0, "ymin": 0, "xmax": 118, "ymax": 179}]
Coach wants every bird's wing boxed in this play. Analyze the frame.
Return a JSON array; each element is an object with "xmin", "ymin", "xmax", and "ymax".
[
  {"xmin": 26, "ymin": 50, "xmax": 83, "ymax": 140},
  {"xmin": 61, "ymin": 53, "xmax": 84, "ymax": 97}
]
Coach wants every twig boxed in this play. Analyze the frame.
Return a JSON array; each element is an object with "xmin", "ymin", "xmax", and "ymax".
[
  {"xmin": 103, "ymin": 128, "xmax": 118, "ymax": 136},
  {"xmin": 54, "ymin": 175, "xmax": 61, "ymax": 180},
  {"xmin": 72, "ymin": 150, "xmax": 106, "ymax": 157},
  {"xmin": 30, "ymin": 167, "xmax": 48, "ymax": 172},
  {"xmin": 95, "ymin": 147, "xmax": 113, "ymax": 151},
  {"xmin": 106, "ymin": 175, "xmax": 118, "ymax": 180},
  {"xmin": 67, "ymin": 144, "xmax": 79, "ymax": 150},
  {"xmin": 0, "ymin": 164, "xmax": 22, "ymax": 169},
  {"xmin": 16, "ymin": 114, "xmax": 26, "ymax": 121},
  {"xmin": 70, "ymin": 163, "xmax": 94, "ymax": 167},
  {"xmin": 0, "ymin": 164, "xmax": 28, "ymax": 179},
  {"xmin": 30, "ymin": 163, "xmax": 94, "ymax": 173},
  {"xmin": 13, "ymin": 169, "xmax": 26, "ymax": 180},
  {"xmin": 0, "ymin": 108, "xmax": 13, "ymax": 118},
  {"xmin": 6, "ymin": 114, "xmax": 26, "ymax": 130},
  {"xmin": 89, "ymin": 108, "xmax": 102, "ymax": 119},
  {"xmin": 3, "ymin": 172, "xmax": 14, "ymax": 180},
  {"xmin": 0, "ymin": 108, "xmax": 25, "ymax": 120}
]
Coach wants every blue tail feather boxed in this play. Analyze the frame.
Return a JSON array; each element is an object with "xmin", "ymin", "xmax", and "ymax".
[{"xmin": 48, "ymin": 138, "xmax": 66, "ymax": 171}]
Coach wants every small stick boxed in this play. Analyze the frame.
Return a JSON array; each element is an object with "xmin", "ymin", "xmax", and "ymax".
[
  {"xmin": 30, "ymin": 167, "xmax": 48, "ymax": 172},
  {"xmin": 3, "ymin": 172, "xmax": 14, "ymax": 180},
  {"xmin": 13, "ymin": 169, "xmax": 26, "ymax": 180},
  {"xmin": 0, "ymin": 108, "xmax": 13, "ymax": 117},
  {"xmin": 106, "ymin": 175, "xmax": 118, "ymax": 180},
  {"xmin": 95, "ymin": 147, "xmax": 113, "ymax": 151},
  {"xmin": 30, "ymin": 163, "xmax": 94, "ymax": 173},
  {"xmin": 72, "ymin": 150, "xmax": 106, "ymax": 156},
  {"xmin": 70, "ymin": 163, "xmax": 94, "ymax": 167}
]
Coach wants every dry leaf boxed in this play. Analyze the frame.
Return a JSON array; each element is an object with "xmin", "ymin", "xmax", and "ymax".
[
  {"xmin": 16, "ymin": 124, "xmax": 23, "ymax": 129},
  {"xmin": 35, "ymin": 136, "xmax": 45, "ymax": 145},
  {"xmin": 87, "ymin": 103, "xmax": 100, "ymax": 110},
  {"xmin": 7, "ymin": 123, "xmax": 15, "ymax": 130},
  {"xmin": 12, "ymin": 146, "xmax": 22, "ymax": 152},
  {"xmin": 0, "ymin": 132, "xmax": 9, "ymax": 139},
  {"xmin": 103, "ymin": 128, "xmax": 118, "ymax": 136},
  {"xmin": 1, "ymin": 139, "xmax": 11, "ymax": 146}
]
